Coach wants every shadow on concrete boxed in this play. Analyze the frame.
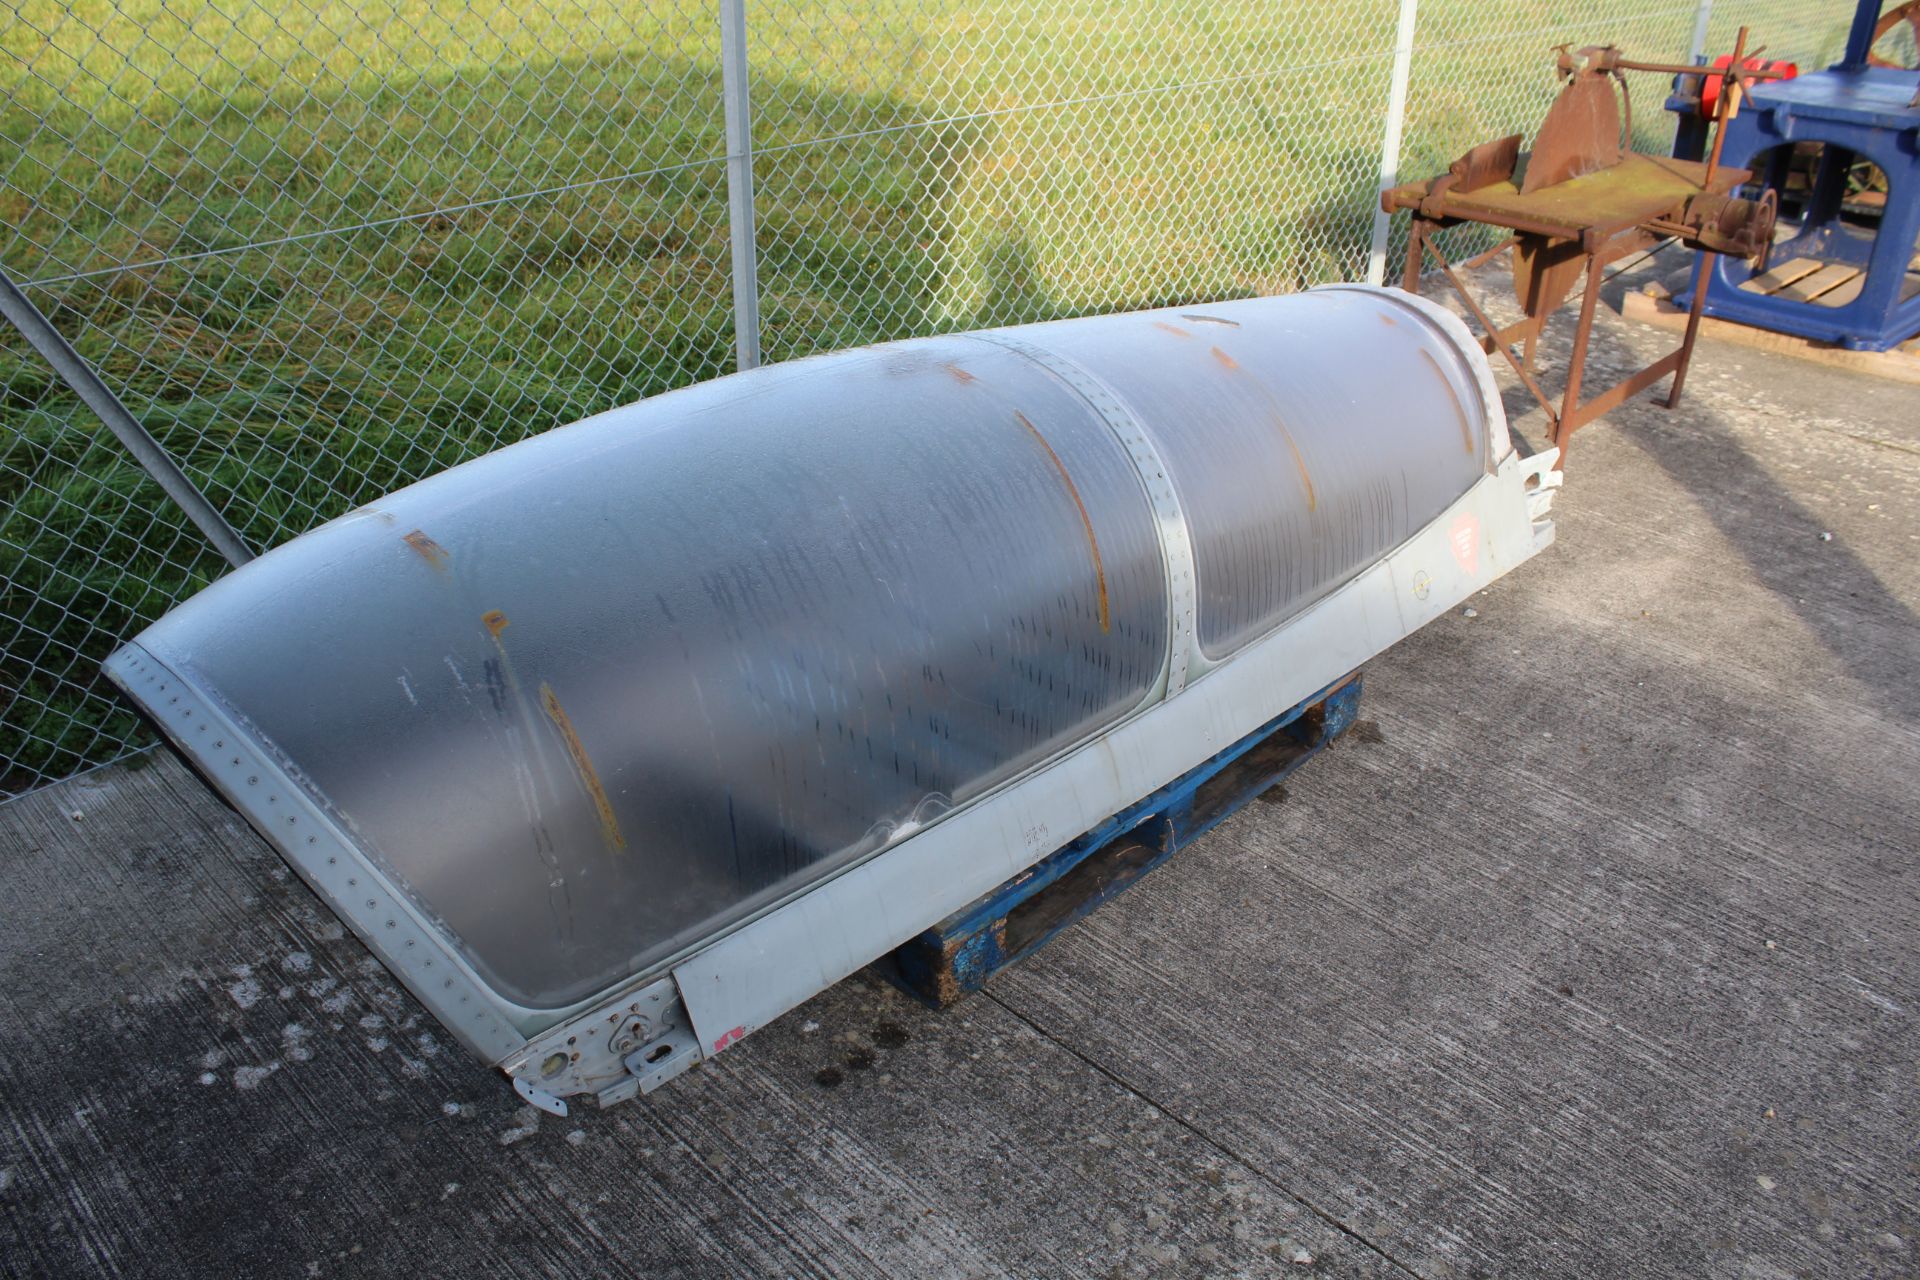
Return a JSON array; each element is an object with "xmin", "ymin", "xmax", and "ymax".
[
  {"xmin": 1616, "ymin": 398, "xmax": 1920, "ymax": 729},
  {"xmin": 1427, "ymin": 252, "xmax": 1920, "ymax": 730}
]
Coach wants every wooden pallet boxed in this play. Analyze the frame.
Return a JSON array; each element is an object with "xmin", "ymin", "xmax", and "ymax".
[
  {"xmin": 1621, "ymin": 283, "xmax": 1920, "ymax": 385},
  {"xmin": 1737, "ymin": 254, "xmax": 1920, "ymax": 309},
  {"xmin": 884, "ymin": 674, "xmax": 1364, "ymax": 1008}
]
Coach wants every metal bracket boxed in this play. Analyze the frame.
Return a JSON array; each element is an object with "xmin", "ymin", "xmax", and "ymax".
[
  {"xmin": 602, "ymin": 1029, "xmax": 704, "ymax": 1106},
  {"xmin": 1521, "ymin": 448, "xmax": 1563, "ymax": 542},
  {"xmin": 513, "ymin": 1077, "xmax": 569, "ymax": 1117},
  {"xmin": 499, "ymin": 974, "xmax": 703, "ymax": 1108}
]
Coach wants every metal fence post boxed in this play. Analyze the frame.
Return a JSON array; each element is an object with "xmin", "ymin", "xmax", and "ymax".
[
  {"xmin": 1687, "ymin": 1, "xmax": 1715, "ymax": 61},
  {"xmin": 1365, "ymin": 0, "xmax": 1420, "ymax": 287},
  {"xmin": 0, "ymin": 272, "xmax": 253, "ymax": 568},
  {"xmin": 718, "ymin": 0, "xmax": 762, "ymax": 371}
]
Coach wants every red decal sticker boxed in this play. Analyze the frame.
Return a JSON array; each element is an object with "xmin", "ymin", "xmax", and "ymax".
[
  {"xmin": 712, "ymin": 1025, "xmax": 748, "ymax": 1053},
  {"xmin": 1449, "ymin": 514, "xmax": 1481, "ymax": 576}
]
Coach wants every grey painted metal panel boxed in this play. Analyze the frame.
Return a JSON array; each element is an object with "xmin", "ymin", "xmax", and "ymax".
[{"xmin": 105, "ymin": 284, "xmax": 1535, "ymax": 1100}]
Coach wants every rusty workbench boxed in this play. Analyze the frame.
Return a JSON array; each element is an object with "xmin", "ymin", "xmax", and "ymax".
[
  {"xmin": 1383, "ymin": 37, "xmax": 1783, "ymax": 467},
  {"xmin": 1386, "ymin": 153, "xmax": 1751, "ymax": 465}
]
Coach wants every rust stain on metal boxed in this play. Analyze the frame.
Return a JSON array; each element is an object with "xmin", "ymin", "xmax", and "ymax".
[
  {"xmin": 943, "ymin": 362, "xmax": 978, "ymax": 384},
  {"xmin": 540, "ymin": 682, "xmax": 626, "ymax": 853},
  {"xmin": 1182, "ymin": 314, "xmax": 1240, "ymax": 327},
  {"xmin": 1206, "ymin": 346, "xmax": 1317, "ymax": 508},
  {"xmin": 1152, "ymin": 321, "xmax": 1193, "ymax": 339},
  {"xmin": 1271, "ymin": 414, "xmax": 1318, "ymax": 512},
  {"xmin": 1377, "ymin": 312, "xmax": 1398, "ymax": 327},
  {"xmin": 1419, "ymin": 349, "xmax": 1478, "ymax": 456},
  {"xmin": 402, "ymin": 529, "xmax": 449, "ymax": 571},
  {"xmin": 482, "ymin": 609, "xmax": 511, "ymax": 638},
  {"xmin": 1013, "ymin": 410, "xmax": 1110, "ymax": 633}
]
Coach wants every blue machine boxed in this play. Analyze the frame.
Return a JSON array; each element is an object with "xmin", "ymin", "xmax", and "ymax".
[{"xmin": 1674, "ymin": 1, "xmax": 1920, "ymax": 351}]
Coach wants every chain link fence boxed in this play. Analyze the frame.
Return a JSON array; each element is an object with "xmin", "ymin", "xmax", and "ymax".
[{"xmin": 1, "ymin": 0, "xmax": 1856, "ymax": 798}]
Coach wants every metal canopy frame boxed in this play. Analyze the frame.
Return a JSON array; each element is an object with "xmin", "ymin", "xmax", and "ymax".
[{"xmin": 107, "ymin": 288, "xmax": 1560, "ymax": 1112}]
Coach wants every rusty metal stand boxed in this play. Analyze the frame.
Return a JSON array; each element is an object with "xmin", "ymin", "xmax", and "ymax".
[
  {"xmin": 1402, "ymin": 216, "xmax": 1716, "ymax": 464},
  {"xmin": 1383, "ymin": 33, "xmax": 1780, "ymax": 467},
  {"xmin": 1397, "ymin": 174, "xmax": 1736, "ymax": 466}
]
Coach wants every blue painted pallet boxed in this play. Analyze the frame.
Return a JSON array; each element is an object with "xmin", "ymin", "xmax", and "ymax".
[{"xmin": 884, "ymin": 672, "xmax": 1364, "ymax": 1007}]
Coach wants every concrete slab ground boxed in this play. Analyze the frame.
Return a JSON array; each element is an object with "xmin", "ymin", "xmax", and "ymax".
[{"xmin": 2, "ymin": 257, "xmax": 1916, "ymax": 1279}]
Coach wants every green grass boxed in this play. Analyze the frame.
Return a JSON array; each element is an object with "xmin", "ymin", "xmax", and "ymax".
[{"xmin": 0, "ymin": 0, "xmax": 1851, "ymax": 789}]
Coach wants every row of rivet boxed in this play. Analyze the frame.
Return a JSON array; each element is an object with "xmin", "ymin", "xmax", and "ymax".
[{"xmin": 104, "ymin": 646, "xmax": 527, "ymax": 1061}]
